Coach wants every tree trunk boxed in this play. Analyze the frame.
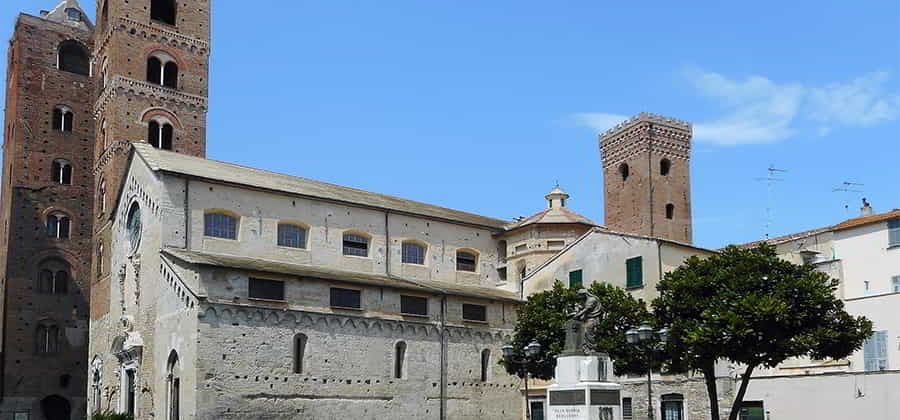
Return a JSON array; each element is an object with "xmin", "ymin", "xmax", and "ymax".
[
  {"xmin": 728, "ymin": 364, "xmax": 756, "ymax": 420},
  {"xmin": 702, "ymin": 362, "xmax": 721, "ymax": 420}
]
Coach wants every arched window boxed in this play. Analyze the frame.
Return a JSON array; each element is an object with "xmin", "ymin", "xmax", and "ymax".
[
  {"xmin": 36, "ymin": 323, "xmax": 60, "ymax": 353},
  {"xmin": 96, "ymin": 243, "xmax": 104, "ymax": 277},
  {"xmin": 146, "ymin": 54, "xmax": 178, "ymax": 89},
  {"xmin": 52, "ymin": 106, "xmax": 74, "ymax": 132},
  {"xmin": 126, "ymin": 202, "xmax": 143, "ymax": 252},
  {"xmin": 342, "ymin": 233, "xmax": 369, "ymax": 257},
  {"xmin": 51, "ymin": 159, "xmax": 72, "ymax": 185},
  {"xmin": 148, "ymin": 119, "xmax": 174, "ymax": 150},
  {"xmin": 204, "ymin": 212, "xmax": 238, "ymax": 239},
  {"xmin": 277, "ymin": 223, "xmax": 307, "ymax": 249},
  {"xmin": 666, "ymin": 204, "xmax": 675, "ymax": 220},
  {"xmin": 58, "ymin": 41, "xmax": 89, "ymax": 75},
  {"xmin": 40, "ymin": 395, "xmax": 71, "ymax": 420},
  {"xmin": 98, "ymin": 179, "xmax": 107, "ymax": 215},
  {"xmin": 401, "ymin": 241, "xmax": 426, "ymax": 265},
  {"xmin": 166, "ymin": 350, "xmax": 180, "ymax": 420},
  {"xmin": 619, "ymin": 163, "xmax": 630, "ymax": 181},
  {"xmin": 100, "ymin": 120, "xmax": 109, "ymax": 150},
  {"xmin": 38, "ymin": 269, "xmax": 69, "ymax": 294},
  {"xmin": 151, "ymin": 0, "xmax": 177, "ymax": 25},
  {"xmin": 91, "ymin": 357, "xmax": 103, "ymax": 414},
  {"xmin": 456, "ymin": 250, "xmax": 478, "ymax": 272},
  {"xmin": 480, "ymin": 349, "xmax": 491, "ymax": 382},
  {"xmin": 47, "ymin": 213, "xmax": 71, "ymax": 239},
  {"xmin": 293, "ymin": 333, "xmax": 307, "ymax": 374},
  {"xmin": 394, "ymin": 341, "xmax": 406, "ymax": 379},
  {"xmin": 660, "ymin": 158, "xmax": 671, "ymax": 176}
]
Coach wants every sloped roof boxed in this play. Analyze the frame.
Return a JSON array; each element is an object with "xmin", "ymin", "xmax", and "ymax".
[
  {"xmin": 132, "ymin": 143, "xmax": 508, "ymax": 229},
  {"xmin": 741, "ymin": 208, "xmax": 900, "ymax": 248},
  {"xmin": 506, "ymin": 207, "xmax": 598, "ymax": 231},
  {"xmin": 42, "ymin": 0, "xmax": 93, "ymax": 30},
  {"xmin": 162, "ymin": 247, "xmax": 522, "ymax": 302}
]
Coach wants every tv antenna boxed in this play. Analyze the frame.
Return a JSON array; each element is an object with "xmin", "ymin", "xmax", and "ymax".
[
  {"xmin": 754, "ymin": 165, "xmax": 788, "ymax": 239},
  {"xmin": 832, "ymin": 181, "xmax": 864, "ymax": 216}
]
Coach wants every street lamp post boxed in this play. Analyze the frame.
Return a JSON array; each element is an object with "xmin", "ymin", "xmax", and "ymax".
[
  {"xmin": 502, "ymin": 341, "xmax": 542, "ymax": 420},
  {"xmin": 625, "ymin": 324, "xmax": 668, "ymax": 420}
]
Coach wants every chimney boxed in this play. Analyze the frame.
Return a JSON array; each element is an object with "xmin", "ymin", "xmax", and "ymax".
[{"xmin": 860, "ymin": 198, "xmax": 873, "ymax": 217}]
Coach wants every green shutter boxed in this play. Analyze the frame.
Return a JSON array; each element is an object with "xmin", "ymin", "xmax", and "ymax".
[
  {"xmin": 569, "ymin": 270, "xmax": 583, "ymax": 288},
  {"xmin": 626, "ymin": 257, "xmax": 643, "ymax": 288}
]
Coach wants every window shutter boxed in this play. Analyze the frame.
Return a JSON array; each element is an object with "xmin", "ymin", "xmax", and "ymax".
[
  {"xmin": 569, "ymin": 270, "xmax": 583, "ymax": 288},
  {"xmin": 889, "ymin": 219, "xmax": 900, "ymax": 247},
  {"xmin": 626, "ymin": 257, "xmax": 643, "ymax": 288}
]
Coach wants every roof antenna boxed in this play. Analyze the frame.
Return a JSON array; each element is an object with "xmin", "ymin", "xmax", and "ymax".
[
  {"xmin": 754, "ymin": 165, "xmax": 788, "ymax": 239},
  {"xmin": 832, "ymin": 181, "xmax": 864, "ymax": 217}
]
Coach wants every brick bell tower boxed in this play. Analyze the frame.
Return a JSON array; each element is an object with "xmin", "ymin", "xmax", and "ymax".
[
  {"xmin": 599, "ymin": 113, "xmax": 693, "ymax": 243},
  {"xmin": 91, "ymin": 0, "xmax": 210, "ymax": 320},
  {"xmin": 0, "ymin": 1, "xmax": 95, "ymax": 417}
]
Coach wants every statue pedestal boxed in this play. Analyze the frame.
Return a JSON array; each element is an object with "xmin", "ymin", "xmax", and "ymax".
[{"xmin": 546, "ymin": 354, "xmax": 622, "ymax": 420}]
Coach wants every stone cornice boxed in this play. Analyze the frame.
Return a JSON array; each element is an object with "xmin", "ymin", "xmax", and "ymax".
[
  {"xmin": 94, "ymin": 75, "xmax": 208, "ymax": 117},
  {"xmin": 94, "ymin": 16, "xmax": 209, "ymax": 58}
]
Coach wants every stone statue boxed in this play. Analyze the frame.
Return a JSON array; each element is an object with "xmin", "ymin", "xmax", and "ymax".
[{"xmin": 563, "ymin": 288, "xmax": 604, "ymax": 355}]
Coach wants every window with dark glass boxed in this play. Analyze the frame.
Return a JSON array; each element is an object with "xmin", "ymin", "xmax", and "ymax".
[
  {"xmin": 248, "ymin": 278, "xmax": 285, "ymax": 301},
  {"xmin": 148, "ymin": 120, "xmax": 174, "ymax": 150},
  {"xmin": 660, "ymin": 158, "xmax": 671, "ymax": 176},
  {"xmin": 277, "ymin": 224, "xmax": 307, "ymax": 248},
  {"xmin": 394, "ymin": 341, "xmax": 406, "ymax": 379},
  {"xmin": 456, "ymin": 251, "xmax": 477, "ymax": 272},
  {"xmin": 738, "ymin": 401, "xmax": 765, "ymax": 420},
  {"xmin": 342, "ymin": 233, "xmax": 369, "ymax": 257},
  {"xmin": 150, "ymin": 0, "xmax": 177, "ymax": 25},
  {"xmin": 330, "ymin": 287, "xmax": 361, "ymax": 309},
  {"xmin": 52, "ymin": 108, "xmax": 73, "ymax": 132},
  {"xmin": 204, "ymin": 212, "xmax": 237, "ymax": 239},
  {"xmin": 400, "ymin": 295, "xmax": 428, "ymax": 316},
  {"xmin": 36, "ymin": 324, "xmax": 60, "ymax": 353},
  {"xmin": 622, "ymin": 397, "xmax": 633, "ymax": 419},
  {"xmin": 38, "ymin": 269, "xmax": 68, "ymax": 294},
  {"xmin": 147, "ymin": 57, "xmax": 162, "ymax": 84},
  {"xmin": 462, "ymin": 303, "xmax": 487, "ymax": 322},
  {"xmin": 47, "ymin": 213, "xmax": 71, "ymax": 239},
  {"xmin": 889, "ymin": 218, "xmax": 900, "ymax": 247},
  {"xmin": 666, "ymin": 204, "xmax": 675, "ymax": 220},
  {"xmin": 619, "ymin": 163, "xmax": 629, "ymax": 181},
  {"xmin": 480, "ymin": 349, "xmax": 490, "ymax": 382},
  {"xmin": 293, "ymin": 334, "xmax": 307, "ymax": 374},
  {"xmin": 401, "ymin": 242, "xmax": 426, "ymax": 265},
  {"xmin": 51, "ymin": 160, "xmax": 72, "ymax": 185},
  {"xmin": 126, "ymin": 203, "xmax": 142, "ymax": 252},
  {"xmin": 147, "ymin": 57, "xmax": 178, "ymax": 89}
]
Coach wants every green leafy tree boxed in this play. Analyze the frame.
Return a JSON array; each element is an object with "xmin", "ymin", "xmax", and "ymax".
[
  {"xmin": 502, "ymin": 281, "xmax": 654, "ymax": 379},
  {"xmin": 653, "ymin": 244, "xmax": 873, "ymax": 420}
]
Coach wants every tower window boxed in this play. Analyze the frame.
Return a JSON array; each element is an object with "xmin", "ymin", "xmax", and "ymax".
[
  {"xmin": 619, "ymin": 163, "xmax": 629, "ymax": 181},
  {"xmin": 666, "ymin": 204, "xmax": 675, "ymax": 220},
  {"xmin": 58, "ymin": 40, "xmax": 89, "ymax": 76},
  {"xmin": 150, "ymin": 0, "xmax": 177, "ymax": 25},
  {"xmin": 52, "ymin": 107, "xmax": 74, "ymax": 132},
  {"xmin": 47, "ymin": 213, "xmax": 71, "ymax": 239},
  {"xmin": 38, "ymin": 268, "xmax": 68, "ymax": 294},
  {"xmin": 394, "ymin": 341, "xmax": 406, "ymax": 379},
  {"xmin": 51, "ymin": 159, "xmax": 73, "ymax": 185},
  {"xmin": 147, "ymin": 55, "xmax": 178, "ymax": 89},
  {"xmin": 148, "ymin": 120, "xmax": 174, "ymax": 150},
  {"xmin": 660, "ymin": 158, "xmax": 671, "ymax": 176},
  {"xmin": 293, "ymin": 334, "xmax": 307, "ymax": 374},
  {"xmin": 480, "ymin": 349, "xmax": 491, "ymax": 382},
  {"xmin": 36, "ymin": 324, "xmax": 60, "ymax": 354}
]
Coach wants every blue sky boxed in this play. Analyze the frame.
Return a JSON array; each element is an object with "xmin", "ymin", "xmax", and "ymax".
[{"xmin": 2, "ymin": 1, "xmax": 898, "ymax": 249}]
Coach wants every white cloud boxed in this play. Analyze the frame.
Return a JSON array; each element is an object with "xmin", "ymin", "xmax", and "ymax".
[{"xmin": 572, "ymin": 68, "xmax": 900, "ymax": 146}]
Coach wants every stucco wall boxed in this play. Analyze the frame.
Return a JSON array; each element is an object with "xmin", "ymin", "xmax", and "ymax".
[{"xmin": 834, "ymin": 222, "xmax": 899, "ymax": 298}]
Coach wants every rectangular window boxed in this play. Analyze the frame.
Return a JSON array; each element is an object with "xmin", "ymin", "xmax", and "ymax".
[
  {"xmin": 569, "ymin": 270, "xmax": 583, "ymax": 288},
  {"xmin": 342, "ymin": 234, "xmax": 369, "ymax": 257},
  {"xmin": 622, "ymin": 397, "xmax": 633, "ymax": 419},
  {"xmin": 547, "ymin": 240, "xmax": 565, "ymax": 250},
  {"xmin": 204, "ymin": 213, "xmax": 237, "ymax": 239},
  {"xmin": 626, "ymin": 256, "xmax": 643, "ymax": 288},
  {"xmin": 248, "ymin": 278, "xmax": 285, "ymax": 301},
  {"xmin": 457, "ymin": 251, "xmax": 478, "ymax": 272},
  {"xmin": 277, "ymin": 224, "xmax": 306, "ymax": 248},
  {"xmin": 330, "ymin": 287, "xmax": 361, "ymax": 309},
  {"xmin": 462, "ymin": 303, "xmax": 487, "ymax": 322},
  {"xmin": 738, "ymin": 401, "xmax": 765, "ymax": 420},
  {"xmin": 863, "ymin": 331, "xmax": 888, "ymax": 372},
  {"xmin": 889, "ymin": 218, "xmax": 900, "ymax": 247},
  {"xmin": 400, "ymin": 295, "xmax": 428, "ymax": 316},
  {"xmin": 401, "ymin": 242, "xmax": 426, "ymax": 265},
  {"xmin": 893, "ymin": 276, "xmax": 900, "ymax": 293}
]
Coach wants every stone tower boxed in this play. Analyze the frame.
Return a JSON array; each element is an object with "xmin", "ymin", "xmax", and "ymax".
[
  {"xmin": 0, "ymin": 1, "xmax": 95, "ymax": 417},
  {"xmin": 599, "ymin": 113, "xmax": 693, "ymax": 243},
  {"xmin": 91, "ymin": 0, "xmax": 210, "ymax": 321}
]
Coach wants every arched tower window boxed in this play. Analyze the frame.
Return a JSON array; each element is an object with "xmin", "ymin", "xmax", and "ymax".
[
  {"xmin": 36, "ymin": 323, "xmax": 60, "ymax": 353},
  {"xmin": 666, "ymin": 204, "xmax": 675, "ymax": 220},
  {"xmin": 47, "ymin": 213, "xmax": 71, "ymax": 239},
  {"xmin": 293, "ymin": 333, "xmax": 307, "ymax": 374},
  {"xmin": 96, "ymin": 243, "xmax": 104, "ymax": 277},
  {"xmin": 52, "ymin": 106, "xmax": 74, "ymax": 132},
  {"xmin": 51, "ymin": 159, "xmax": 72, "ymax": 185},
  {"xmin": 619, "ymin": 163, "xmax": 630, "ymax": 181},
  {"xmin": 394, "ymin": 341, "xmax": 407, "ymax": 379},
  {"xmin": 151, "ymin": 0, "xmax": 177, "ymax": 25},
  {"xmin": 57, "ymin": 40, "xmax": 89, "ymax": 76},
  {"xmin": 37, "ymin": 259, "xmax": 70, "ymax": 294},
  {"xmin": 480, "ymin": 349, "xmax": 491, "ymax": 382},
  {"xmin": 166, "ymin": 350, "xmax": 180, "ymax": 420},
  {"xmin": 148, "ymin": 119, "xmax": 174, "ymax": 150},
  {"xmin": 660, "ymin": 158, "xmax": 671, "ymax": 176},
  {"xmin": 146, "ymin": 53, "xmax": 178, "ymax": 89},
  {"xmin": 98, "ymin": 179, "xmax": 108, "ymax": 215}
]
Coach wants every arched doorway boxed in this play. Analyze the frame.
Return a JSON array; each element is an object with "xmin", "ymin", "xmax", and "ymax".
[{"xmin": 40, "ymin": 395, "xmax": 71, "ymax": 420}]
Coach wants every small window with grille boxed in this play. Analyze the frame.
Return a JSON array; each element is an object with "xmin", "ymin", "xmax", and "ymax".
[
  {"xmin": 400, "ymin": 295, "xmax": 428, "ymax": 316},
  {"xmin": 342, "ymin": 233, "xmax": 369, "ymax": 257},
  {"xmin": 330, "ymin": 288, "xmax": 361, "ymax": 309},
  {"xmin": 462, "ymin": 303, "xmax": 487, "ymax": 322},
  {"xmin": 248, "ymin": 278, "xmax": 285, "ymax": 301}
]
